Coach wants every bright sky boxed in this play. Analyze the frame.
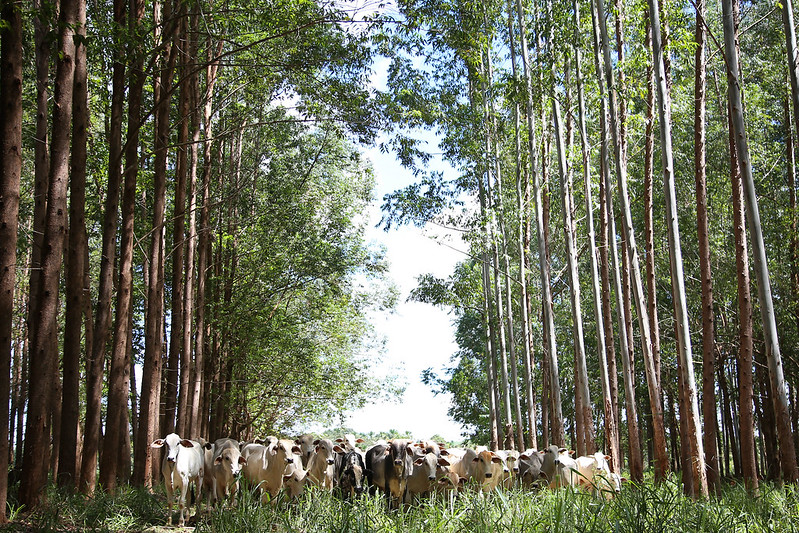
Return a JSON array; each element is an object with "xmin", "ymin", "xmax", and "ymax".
[{"xmin": 343, "ymin": 138, "xmax": 468, "ymax": 443}]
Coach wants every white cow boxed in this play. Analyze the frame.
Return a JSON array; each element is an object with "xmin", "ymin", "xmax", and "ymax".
[
  {"xmin": 282, "ymin": 467, "xmax": 311, "ymax": 498},
  {"xmin": 406, "ymin": 448, "xmax": 443, "ymax": 499},
  {"xmin": 151, "ymin": 433, "xmax": 205, "ymax": 526},
  {"xmin": 540, "ymin": 446, "xmax": 578, "ymax": 488},
  {"xmin": 241, "ymin": 439, "xmax": 298, "ymax": 503},
  {"xmin": 210, "ymin": 438, "xmax": 247, "ymax": 505},
  {"xmin": 306, "ymin": 438, "xmax": 337, "ymax": 490},
  {"xmin": 575, "ymin": 452, "xmax": 620, "ymax": 498}
]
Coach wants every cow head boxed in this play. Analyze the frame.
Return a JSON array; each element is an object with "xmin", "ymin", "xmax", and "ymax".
[
  {"xmin": 151, "ymin": 433, "xmax": 193, "ymax": 463},
  {"xmin": 215, "ymin": 446, "xmax": 247, "ymax": 476}
]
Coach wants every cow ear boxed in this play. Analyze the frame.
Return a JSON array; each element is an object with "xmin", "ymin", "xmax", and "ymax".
[
  {"xmin": 472, "ymin": 457, "xmax": 479, "ymax": 462},
  {"xmin": 356, "ymin": 438, "xmax": 365, "ymax": 444},
  {"xmin": 215, "ymin": 456, "xmax": 223, "ymax": 465},
  {"xmin": 335, "ymin": 438, "xmax": 344, "ymax": 444},
  {"xmin": 569, "ymin": 450, "xmax": 576, "ymax": 456},
  {"xmin": 539, "ymin": 450, "xmax": 545, "ymax": 455},
  {"xmin": 238, "ymin": 456, "xmax": 247, "ymax": 465},
  {"xmin": 491, "ymin": 456, "xmax": 503, "ymax": 464},
  {"xmin": 204, "ymin": 442, "xmax": 213, "ymax": 450},
  {"xmin": 179, "ymin": 439, "xmax": 194, "ymax": 448},
  {"xmin": 150, "ymin": 439, "xmax": 165, "ymax": 448},
  {"xmin": 414, "ymin": 457, "xmax": 425, "ymax": 466},
  {"xmin": 253, "ymin": 438, "xmax": 265, "ymax": 445},
  {"xmin": 604, "ymin": 455, "xmax": 611, "ymax": 461},
  {"xmin": 458, "ymin": 477, "xmax": 467, "ymax": 486},
  {"xmin": 440, "ymin": 449, "xmax": 449, "ymax": 456},
  {"xmin": 333, "ymin": 445, "xmax": 345, "ymax": 454},
  {"xmin": 313, "ymin": 439, "xmax": 320, "ymax": 446},
  {"xmin": 438, "ymin": 457, "xmax": 450, "ymax": 467},
  {"xmin": 292, "ymin": 445, "xmax": 302, "ymax": 455},
  {"xmin": 520, "ymin": 454, "xmax": 529, "ymax": 460},
  {"xmin": 283, "ymin": 474, "xmax": 293, "ymax": 483},
  {"xmin": 558, "ymin": 447, "xmax": 568, "ymax": 454}
]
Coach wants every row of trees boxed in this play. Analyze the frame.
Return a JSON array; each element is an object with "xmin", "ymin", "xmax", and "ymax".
[
  {"xmin": 0, "ymin": 0, "xmax": 398, "ymax": 519},
  {"xmin": 380, "ymin": 0, "xmax": 799, "ymax": 499}
]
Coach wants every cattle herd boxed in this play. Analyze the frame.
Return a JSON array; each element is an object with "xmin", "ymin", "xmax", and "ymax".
[{"xmin": 150, "ymin": 432, "xmax": 624, "ymax": 526}]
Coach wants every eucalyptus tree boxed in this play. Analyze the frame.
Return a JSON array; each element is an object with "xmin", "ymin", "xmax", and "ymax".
[
  {"xmin": 647, "ymin": 0, "xmax": 707, "ymax": 497},
  {"xmin": 721, "ymin": 0, "xmax": 799, "ymax": 483},
  {"xmin": 515, "ymin": 0, "xmax": 565, "ymax": 447},
  {"xmin": 590, "ymin": 0, "xmax": 641, "ymax": 480},
  {"xmin": 553, "ymin": 98, "xmax": 595, "ymax": 456},
  {"xmin": 507, "ymin": 0, "xmax": 536, "ymax": 450},
  {"xmin": 572, "ymin": 0, "xmax": 616, "ymax": 466},
  {"xmin": 594, "ymin": 0, "xmax": 668, "ymax": 481},
  {"xmin": 693, "ymin": 0, "xmax": 719, "ymax": 495}
]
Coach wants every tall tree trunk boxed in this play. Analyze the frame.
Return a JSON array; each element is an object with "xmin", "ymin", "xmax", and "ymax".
[
  {"xmin": 507, "ymin": 1, "xmax": 536, "ymax": 450},
  {"xmin": 100, "ymin": 0, "xmax": 145, "ymax": 491},
  {"xmin": 693, "ymin": 0, "xmax": 720, "ymax": 495},
  {"xmin": 177, "ymin": 6, "xmax": 200, "ymax": 437},
  {"xmin": 590, "ymin": 0, "xmax": 639, "ymax": 478},
  {"xmin": 58, "ymin": 0, "xmax": 89, "ymax": 489},
  {"xmin": 722, "ymin": 0, "xmax": 799, "ymax": 483},
  {"xmin": 19, "ymin": 0, "xmax": 78, "ymax": 506},
  {"xmin": 642, "ymin": 11, "xmax": 663, "ymax": 433},
  {"xmin": 515, "ymin": 0, "xmax": 565, "ymax": 447},
  {"xmin": 595, "ymin": 0, "xmax": 668, "ymax": 481},
  {"xmin": 648, "ymin": 0, "xmax": 708, "ymax": 498},
  {"xmin": 553, "ymin": 98, "xmax": 595, "ymax": 456},
  {"xmin": 163, "ymin": 5, "xmax": 189, "ymax": 439},
  {"xmin": 0, "ymin": 0, "xmax": 23, "ymax": 518},
  {"xmin": 81, "ymin": 0, "xmax": 125, "ymax": 494},
  {"xmin": 484, "ymin": 45, "xmax": 516, "ymax": 450},
  {"xmin": 575, "ymin": 0, "xmax": 618, "ymax": 468},
  {"xmin": 27, "ymin": 0, "xmax": 52, "ymax": 364},
  {"xmin": 190, "ymin": 39, "xmax": 223, "ymax": 436},
  {"xmin": 134, "ymin": 0, "xmax": 177, "ymax": 486}
]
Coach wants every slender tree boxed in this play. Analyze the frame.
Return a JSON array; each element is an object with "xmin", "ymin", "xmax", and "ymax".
[
  {"xmin": 515, "ymin": 0, "xmax": 565, "ymax": 447},
  {"xmin": 553, "ymin": 97, "xmax": 595, "ymax": 456},
  {"xmin": 647, "ymin": 0, "xmax": 708, "ymax": 497},
  {"xmin": 507, "ymin": 0, "xmax": 536, "ymax": 450},
  {"xmin": 81, "ymin": 0, "xmax": 126, "ymax": 494},
  {"xmin": 20, "ymin": 0, "xmax": 79, "ymax": 506},
  {"xmin": 595, "ymin": 0, "xmax": 668, "ymax": 481},
  {"xmin": 59, "ymin": 0, "xmax": 89, "ymax": 489},
  {"xmin": 722, "ymin": 0, "xmax": 799, "ymax": 483},
  {"xmin": 0, "ymin": 0, "xmax": 23, "ymax": 518},
  {"xmin": 574, "ymin": 0, "xmax": 617, "ymax": 467},
  {"xmin": 100, "ymin": 0, "xmax": 146, "ymax": 490},
  {"xmin": 692, "ymin": 0, "xmax": 720, "ymax": 495}
]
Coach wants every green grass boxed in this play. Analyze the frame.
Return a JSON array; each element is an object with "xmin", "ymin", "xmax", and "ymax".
[{"xmin": 3, "ymin": 477, "xmax": 798, "ymax": 532}]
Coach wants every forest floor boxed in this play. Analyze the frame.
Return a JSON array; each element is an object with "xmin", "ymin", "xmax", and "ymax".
[{"xmin": 1, "ymin": 477, "xmax": 797, "ymax": 532}]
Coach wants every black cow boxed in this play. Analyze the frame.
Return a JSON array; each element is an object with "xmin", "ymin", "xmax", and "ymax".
[
  {"xmin": 335, "ymin": 450, "xmax": 366, "ymax": 499},
  {"xmin": 365, "ymin": 443, "xmax": 388, "ymax": 496}
]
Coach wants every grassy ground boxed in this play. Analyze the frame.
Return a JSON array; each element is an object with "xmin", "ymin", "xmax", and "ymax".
[{"xmin": 3, "ymin": 477, "xmax": 798, "ymax": 532}]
